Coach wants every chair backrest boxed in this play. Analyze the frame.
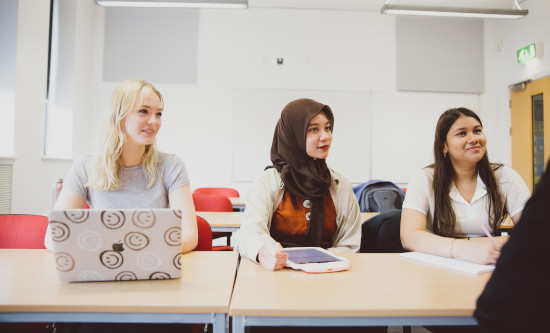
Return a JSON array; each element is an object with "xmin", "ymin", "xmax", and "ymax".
[
  {"xmin": 195, "ymin": 216, "xmax": 213, "ymax": 251},
  {"xmin": 0, "ymin": 214, "xmax": 49, "ymax": 249},
  {"xmin": 360, "ymin": 209, "xmax": 405, "ymax": 253},
  {"xmin": 192, "ymin": 194, "xmax": 233, "ymax": 212},
  {"xmin": 193, "ymin": 187, "xmax": 240, "ymax": 198}
]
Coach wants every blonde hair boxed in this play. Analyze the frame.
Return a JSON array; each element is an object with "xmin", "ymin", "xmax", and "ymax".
[{"xmin": 87, "ymin": 79, "xmax": 164, "ymax": 191}]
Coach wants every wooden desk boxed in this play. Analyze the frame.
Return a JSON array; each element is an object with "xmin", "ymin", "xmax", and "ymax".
[
  {"xmin": 198, "ymin": 211, "xmax": 376, "ymax": 232},
  {"xmin": 228, "ymin": 197, "xmax": 245, "ymax": 211},
  {"xmin": 0, "ymin": 250, "xmax": 238, "ymax": 333},
  {"xmin": 197, "ymin": 211, "xmax": 243, "ymax": 232},
  {"xmin": 230, "ymin": 253, "xmax": 490, "ymax": 332}
]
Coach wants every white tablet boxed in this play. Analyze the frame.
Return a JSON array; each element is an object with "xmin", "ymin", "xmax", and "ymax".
[{"xmin": 284, "ymin": 247, "xmax": 350, "ymax": 273}]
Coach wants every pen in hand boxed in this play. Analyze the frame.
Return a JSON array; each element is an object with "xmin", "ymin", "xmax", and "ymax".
[{"xmin": 476, "ymin": 219, "xmax": 496, "ymax": 244}]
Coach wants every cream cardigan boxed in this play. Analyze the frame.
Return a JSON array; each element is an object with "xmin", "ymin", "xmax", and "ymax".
[{"xmin": 234, "ymin": 168, "xmax": 361, "ymax": 262}]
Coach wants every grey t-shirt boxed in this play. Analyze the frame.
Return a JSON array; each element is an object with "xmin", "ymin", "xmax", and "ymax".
[{"xmin": 64, "ymin": 152, "xmax": 190, "ymax": 209}]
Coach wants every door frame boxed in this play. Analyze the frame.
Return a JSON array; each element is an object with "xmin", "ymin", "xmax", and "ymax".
[{"xmin": 510, "ymin": 75, "xmax": 550, "ymax": 192}]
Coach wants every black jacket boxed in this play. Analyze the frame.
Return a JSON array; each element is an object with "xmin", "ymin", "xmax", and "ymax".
[{"xmin": 474, "ymin": 162, "xmax": 550, "ymax": 332}]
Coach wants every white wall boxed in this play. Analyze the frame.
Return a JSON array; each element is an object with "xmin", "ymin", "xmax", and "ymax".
[
  {"xmin": 10, "ymin": 0, "xmax": 550, "ymax": 215},
  {"xmin": 0, "ymin": 0, "xmax": 18, "ymax": 157},
  {"xmin": 89, "ymin": 7, "xmax": 399, "ymax": 195},
  {"xmin": 11, "ymin": 0, "xmax": 54, "ymax": 215},
  {"xmin": 482, "ymin": 0, "xmax": 550, "ymax": 165},
  {"xmin": 11, "ymin": 0, "xmax": 95, "ymax": 215}
]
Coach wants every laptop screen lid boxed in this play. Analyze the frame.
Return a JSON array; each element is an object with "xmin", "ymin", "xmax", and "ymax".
[{"xmin": 48, "ymin": 209, "xmax": 184, "ymax": 282}]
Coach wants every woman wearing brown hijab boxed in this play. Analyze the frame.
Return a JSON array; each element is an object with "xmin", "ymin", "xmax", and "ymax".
[{"xmin": 234, "ymin": 98, "xmax": 361, "ymax": 270}]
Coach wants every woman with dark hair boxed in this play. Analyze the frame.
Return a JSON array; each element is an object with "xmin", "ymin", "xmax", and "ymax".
[
  {"xmin": 400, "ymin": 107, "xmax": 530, "ymax": 264},
  {"xmin": 234, "ymin": 98, "xmax": 361, "ymax": 271}
]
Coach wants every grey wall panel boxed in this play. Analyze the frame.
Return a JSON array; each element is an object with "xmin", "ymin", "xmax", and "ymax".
[
  {"xmin": 396, "ymin": 16, "xmax": 484, "ymax": 94},
  {"xmin": 103, "ymin": 8, "xmax": 198, "ymax": 83}
]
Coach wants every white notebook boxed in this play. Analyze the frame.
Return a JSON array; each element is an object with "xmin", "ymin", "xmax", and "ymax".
[{"xmin": 399, "ymin": 252, "xmax": 495, "ymax": 275}]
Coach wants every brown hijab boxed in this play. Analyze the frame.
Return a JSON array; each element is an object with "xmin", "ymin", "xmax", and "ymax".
[{"xmin": 269, "ymin": 98, "xmax": 334, "ymax": 246}]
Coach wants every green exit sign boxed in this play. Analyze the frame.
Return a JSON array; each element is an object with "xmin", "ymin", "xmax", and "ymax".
[{"xmin": 517, "ymin": 43, "xmax": 537, "ymax": 64}]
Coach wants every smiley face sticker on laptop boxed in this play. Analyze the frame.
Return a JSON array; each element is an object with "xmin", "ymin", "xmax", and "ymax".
[
  {"xmin": 101, "ymin": 210, "xmax": 126, "ymax": 229},
  {"xmin": 64, "ymin": 210, "xmax": 89, "ymax": 223},
  {"xmin": 132, "ymin": 210, "xmax": 156, "ymax": 229},
  {"xmin": 124, "ymin": 232, "xmax": 150, "ymax": 250}
]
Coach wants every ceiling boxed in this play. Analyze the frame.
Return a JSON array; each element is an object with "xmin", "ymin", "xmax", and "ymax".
[{"xmin": 248, "ymin": 0, "xmax": 527, "ymax": 11}]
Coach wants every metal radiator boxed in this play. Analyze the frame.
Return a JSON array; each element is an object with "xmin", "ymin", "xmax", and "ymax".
[{"xmin": 0, "ymin": 162, "xmax": 13, "ymax": 214}]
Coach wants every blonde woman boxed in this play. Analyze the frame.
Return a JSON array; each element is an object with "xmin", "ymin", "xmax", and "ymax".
[{"xmin": 45, "ymin": 79, "xmax": 197, "ymax": 253}]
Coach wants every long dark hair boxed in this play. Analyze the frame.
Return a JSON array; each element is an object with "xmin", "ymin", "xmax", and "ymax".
[{"xmin": 430, "ymin": 108, "xmax": 507, "ymax": 237}]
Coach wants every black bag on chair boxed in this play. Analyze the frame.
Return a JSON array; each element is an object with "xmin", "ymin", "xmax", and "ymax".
[
  {"xmin": 360, "ymin": 209, "xmax": 406, "ymax": 253},
  {"xmin": 354, "ymin": 180, "xmax": 405, "ymax": 213}
]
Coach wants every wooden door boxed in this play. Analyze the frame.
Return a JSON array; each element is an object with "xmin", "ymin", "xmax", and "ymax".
[{"xmin": 510, "ymin": 76, "xmax": 550, "ymax": 192}]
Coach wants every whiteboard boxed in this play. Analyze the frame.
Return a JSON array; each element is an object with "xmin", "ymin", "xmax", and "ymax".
[{"xmin": 232, "ymin": 89, "xmax": 371, "ymax": 183}]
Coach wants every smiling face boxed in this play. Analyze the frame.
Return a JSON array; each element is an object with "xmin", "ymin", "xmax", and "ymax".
[
  {"xmin": 444, "ymin": 115, "xmax": 487, "ymax": 167},
  {"xmin": 305, "ymin": 111, "xmax": 332, "ymax": 159},
  {"xmin": 123, "ymin": 92, "xmax": 163, "ymax": 148}
]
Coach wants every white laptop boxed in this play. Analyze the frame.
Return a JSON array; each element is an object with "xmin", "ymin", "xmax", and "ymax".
[{"xmin": 48, "ymin": 209, "xmax": 184, "ymax": 282}]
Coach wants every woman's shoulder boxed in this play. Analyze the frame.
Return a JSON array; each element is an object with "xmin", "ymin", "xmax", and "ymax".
[
  {"xmin": 246, "ymin": 168, "xmax": 282, "ymax": 197},
  {"xmin": 157, "ymin": 151, "xmax": 176, "ymax": 160},
  {"xmin": 412, "ymin": 166, "xmax": 434, "ymax": 180},
  {"xmin": 328, "ymin": 168, "xmax": 350, "ymax": 187},
  {"xmin": 156, "ymin": 152, "xmax": 189, "ymax": 178},
  {"xmin": 251, "ymin": 168, "xmax": 284, "ymax": 190},
  {"xmin": 492, "ymin": 164, "xmax": 522, "ymax": 183},
  {"xmin": 157, "ymin": 152, "xmax": 184, "ymax": 165},
  {"xmin": 491, "ymin": 163, "xmax": 511, "ymax": 173},
  {"xmin": 404, "ymin": 167, "xmax": 434, "ymax": 192},
  {"xmin": 65, "ymin": 153, "xmax": 93, "ymax": 183},
  {"xmin": 257, "ymin": 167, "xmax": 281, "ymax": 182}
]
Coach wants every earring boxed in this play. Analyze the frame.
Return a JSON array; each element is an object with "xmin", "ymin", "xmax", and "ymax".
[{"xmin": 444, "ymin": 152, "xmax": 447, "ymax": 159}]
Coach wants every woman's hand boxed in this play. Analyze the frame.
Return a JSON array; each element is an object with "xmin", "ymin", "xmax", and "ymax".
[
  {"xmin": 257, "ymin": 243, "xmax": 288, "ymax": 270},
  {"xmin": 494, "ymin": 235, "xmax": 510, "ymax": 248},
  {"xmin": 454, "ymin": 238, "xmax": 502, "ymax": 265}
]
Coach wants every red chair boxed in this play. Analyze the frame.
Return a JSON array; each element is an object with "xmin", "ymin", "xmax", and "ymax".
[
  {"xmin": 192, "ymin": 194, "xmax": 233, "ymax": 251},
  {"xmin": 194, "ymin": 215, "xmax": 232, "ymax": 251},
  {"xmin": 193, "ymin": 187, "xmax": 240, "ymax": 198},
  {"xmin": 0, "ymin": 215, "xmax": 51, "ymax": 332},
  {"xmin": 195, "ymin": 216, "xmax": 213, "ymax": 251},
  {"xmin": 0, "ymin": 214, "xmax": 48, "ymax": 249},
  {"xmin": 192, "ymin": 194, "xmax": 233, "ymax": 212}
]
